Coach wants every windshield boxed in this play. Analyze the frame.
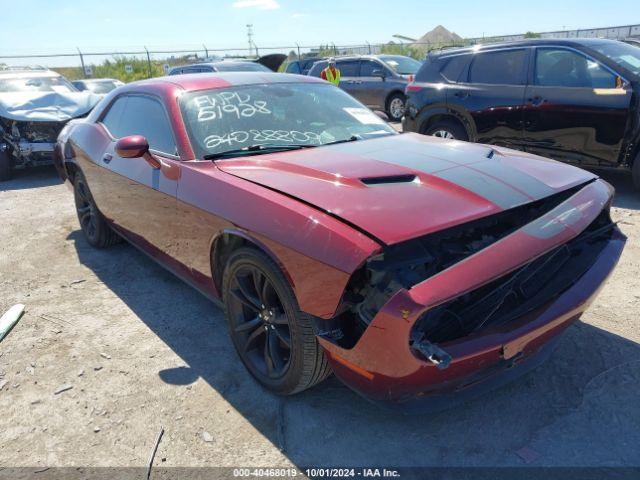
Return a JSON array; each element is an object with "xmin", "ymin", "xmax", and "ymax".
[
  {"xmin": 214, "ymin": 62, "xmax": 271, "ymax": 72},
  {"xmin": 378, "ymin": 55, "xmax": 422, "ymax": 75},
  {"xmin": 181, "ymin": 83, "xmax": 396, "ymax": 158},
  {"xmin": 0, "ymin": 75, "xmax": 78, "ymax": 93},
  {"xmin": 85, "ymin": 81, "xmax": 119, "ymax": 94},
  {"xmin": 588, "ymin": 41, "xmax": 640, "ymax": 76}
]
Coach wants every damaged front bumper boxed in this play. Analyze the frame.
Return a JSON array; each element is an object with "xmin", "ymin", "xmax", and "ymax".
[
  {"xmin": 1, "ymin": 118, "xmax": 68, "ymax": 168},
  {"xmin": 15, "ymin": 141, "xmax": 56, "ymax": 165},
  {"xmin": 318, "ymin": 179, "xmax": 626, "ymax": 411}
]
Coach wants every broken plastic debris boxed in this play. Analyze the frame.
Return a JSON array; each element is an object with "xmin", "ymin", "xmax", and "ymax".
[
  {"xmin": 0, "ymin": 304, "xmax": 25, "ymax": 343},
  {"xmin": 54, "ymin": 384, "xmax": 73, "ymax": 395}
]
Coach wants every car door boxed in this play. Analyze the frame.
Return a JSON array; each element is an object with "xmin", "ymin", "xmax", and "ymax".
[
  {"xmin": 450, "ymin": 48, "xmax": 529, "ymax": 149},
  {"xmin": 358, "ymin": 59, "xmax": 389, "ymax": 109},
  {"xmin": 522, "ymin": 46, "xmax": 632, "ymax": 166},
  {"xmin": 89, "ymin": 94, "xmax": 180, "ymax": 256},
  {"xmin": 336, "ymin": 60, "xmax": 362, "ymax": 100}
]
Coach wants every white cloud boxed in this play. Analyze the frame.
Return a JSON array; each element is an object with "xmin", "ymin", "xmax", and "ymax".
[
  {"xmin": 290, "ymin": 13, "xmax": 309, "ymax": 19},
  {"xmin": 232, "ymin": 0, "xmax": 280, "ymax": 10}
]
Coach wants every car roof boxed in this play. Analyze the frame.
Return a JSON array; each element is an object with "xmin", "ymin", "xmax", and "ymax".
[
  {"xmin": 430, "ymin": 38, "xmax": 626, "ymax": 57},
  {"xmin": 177, "ymin": 60, "xmax": 261, "ymax": 69},
  {"xmin": 0, "ymin": 69, "xmax": 61, "ymax": 79},
  {"xmin": 123, "ymin": 71, "xmax": 324, "ymax": 93},
  {"xmin": 328, "ymin": 54, "xmax": 413, "ymax": 61},
  {"xmin": 77, "ymin": 78, "xmax": 119, "ymax": 83}
]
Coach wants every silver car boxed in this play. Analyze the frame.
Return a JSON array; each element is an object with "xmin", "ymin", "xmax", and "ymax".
[
  {"xmin": 308, "ymin": 55, "xmax": 423, "ymax": 122},
  {"xmin": 0, "ymin": 66, "xmax": 100, "ymax": 180}
]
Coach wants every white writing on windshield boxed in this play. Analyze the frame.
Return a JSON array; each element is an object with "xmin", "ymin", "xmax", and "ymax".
[{"xmin": 193, "ymin": 92, "xmax": 271, "ymax": 122}]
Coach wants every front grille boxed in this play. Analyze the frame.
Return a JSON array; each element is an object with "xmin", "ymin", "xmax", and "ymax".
[{"xmin": 411, "ymin": 210, "xmax": 614, "ymax": 344}]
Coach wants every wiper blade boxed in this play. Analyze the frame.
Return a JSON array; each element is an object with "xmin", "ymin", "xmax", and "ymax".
[
  {"xmin": 204, "ymin": 144, "xmax": 315, "ymax": 160},
  {"xmin": 320, "ymin": 135, "xmax": 361, "ymax": 147}
]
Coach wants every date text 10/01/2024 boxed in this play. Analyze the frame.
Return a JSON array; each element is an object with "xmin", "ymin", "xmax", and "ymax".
[{"xmin": 232, "ymin": 468, "xmax": 401, "ymax": 478}]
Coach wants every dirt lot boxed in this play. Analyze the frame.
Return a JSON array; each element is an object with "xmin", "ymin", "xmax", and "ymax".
[{"xmin": 1, "ymin": 163, "xmax": 639, "ymax": 471}]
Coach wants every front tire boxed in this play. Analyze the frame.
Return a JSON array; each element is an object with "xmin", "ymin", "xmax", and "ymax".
[
  {"xmin": 386, "ymin": 92, "xmax": 406, "ymax": 122},
  {"xmin": 0, "ymin": 149, "xmax": 12, "ymax": 181},
  {"xmin": 222, "ymin": 247, "xmax": 331, "ymax": 395},
  {"xmin": 73, "ymin": 171, "xmax": 121, "ymax": 248},
  {"xmin": 425, "ymin": 119, "xmax": 468, "ymax": 141}
]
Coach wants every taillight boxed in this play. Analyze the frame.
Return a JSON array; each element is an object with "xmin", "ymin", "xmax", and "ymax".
[{"xmin": 405, "ymin": 83, "xmax": 422, "ymax": 94}]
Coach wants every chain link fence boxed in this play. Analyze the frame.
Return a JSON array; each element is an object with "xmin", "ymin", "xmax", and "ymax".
[{"xmin": 1, "ymin": 23, "xmax": 639, "ymax": 82}]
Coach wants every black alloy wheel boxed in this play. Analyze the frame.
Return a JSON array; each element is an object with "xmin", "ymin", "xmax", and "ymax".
[
  {"xmin": 227, "ymin": 263, "xmax": 292, "ymax": 380},
  {"xmin": 222, "ymin": 247, "xmax": 332, "ymax": 395},
  {"xmin": 73, "ymin": 171, "xmax": 121, "ymax": 248}
]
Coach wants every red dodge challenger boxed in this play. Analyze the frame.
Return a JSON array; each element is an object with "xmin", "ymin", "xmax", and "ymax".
[{"xmin": 55, "ymin": 72, "xmax": 625, "ymax": 410}]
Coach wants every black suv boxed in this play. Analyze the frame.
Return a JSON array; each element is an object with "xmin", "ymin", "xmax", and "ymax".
[{"xmin": 403, "ymin": 39, "xmax": 640, "ymax": 189}]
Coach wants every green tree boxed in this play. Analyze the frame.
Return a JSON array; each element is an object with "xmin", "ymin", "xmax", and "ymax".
[
  {"xmin": 380, "ymin": 42, "xmax": 424, "ymax": 60},
  {"xmin": 54, "ymin": 55, "xmax": 166, "ymax": 82}
]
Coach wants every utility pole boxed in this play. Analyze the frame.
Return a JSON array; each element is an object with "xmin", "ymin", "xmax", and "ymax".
[
  {"xmin": 246, "ymin": 24, "xmax": 254, "ymax": 57},
  {"xmin": 77, "ymin": 47, "xmax": 87, "ymax": 79}
]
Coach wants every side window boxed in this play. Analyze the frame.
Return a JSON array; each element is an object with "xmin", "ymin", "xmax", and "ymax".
[
  {"xmin": 440, "ymin": 55, "xmax": 469, "ymax": 82},
  {"xmin": 311, "ymin": 62, "xmax": 327, "ymax": 76},
  {"xmin": 102, "ymin": 95, "xmax": 177, "ymax": 155},
  {"xmin": 337, "ymin": 60, "xmax": 359, "ymax": 76},
  {"xmin": 468, "ymin": 49, "xmax": 527, "ymax": 85},
  {"xmin": 286, "ymin": 62, "xmax": 301, "ymax": 74},
  {"xmin": 360, "ymin": 60, "xmax": 382, "ymax": 76},
  {"xmin": 101, "ymin": 97, "xmax": 128, "ymax": 138},
  {"xmin": 535, "ymin": 48, "xmax": 616, "ymax": 88}
]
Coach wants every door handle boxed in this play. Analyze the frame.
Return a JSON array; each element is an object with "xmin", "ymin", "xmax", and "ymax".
[
  {"xmin": 453, "ymin": 91, "xmax": 470, "ymax": 98},
  {"xmin": 102, "ymin": 153, "xmax": 112, "ymax": 164}
]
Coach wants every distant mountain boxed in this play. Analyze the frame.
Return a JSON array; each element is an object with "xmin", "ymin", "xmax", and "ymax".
[{"xmin": 412, "ymin": 25, "xmax": 463, "ymax": 46}]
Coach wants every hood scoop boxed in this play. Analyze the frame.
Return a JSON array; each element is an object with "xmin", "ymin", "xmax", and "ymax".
[{"xmin": 361, "ymin": 174, "xmax": 416, "ymax": 186}]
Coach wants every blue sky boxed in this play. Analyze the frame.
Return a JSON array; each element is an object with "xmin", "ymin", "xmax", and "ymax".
[{"xmin": 0, "ymin": 0, "xmax": 638, "ymax": 55}]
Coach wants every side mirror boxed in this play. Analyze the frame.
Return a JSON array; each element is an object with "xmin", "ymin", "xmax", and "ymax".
[
  {"xmin": 115, "ymin": 135, "xmax": 149, "ymax": 158},
  {"xmin": 615, "ymin": 75, "xmax": 625, "ymax": 89},
  {"xmin": 372, "ymin": 69, "xmax": 386, "ymax": 79},
  {"xmin": 115, "ymin": 135, "xmax": 160, "ymax": 168}
]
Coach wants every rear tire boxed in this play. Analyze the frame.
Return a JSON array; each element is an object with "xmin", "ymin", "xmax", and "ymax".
[
  {"xmin": 222, "ymin": 247, "xmax": 332, "ymax": 395},
  {"xmin": 425, "ymin": 119, "xmax": 468, "ymax": 141},
  {"xmin": 633, "ymin": 153, "xmax": 640, "ymax": 191},
  {"xmin": 73, "ymin": 171, "xmax": 121, "ymax": 248},
  {"xmin": 0, "ymin": 149, "xmax": 12, "ymax": 181},
  {"xmin": 386, "ymin": 92, "xmax": 406, "ymax": 122}
]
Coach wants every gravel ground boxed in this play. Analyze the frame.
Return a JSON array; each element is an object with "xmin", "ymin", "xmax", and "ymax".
[{"xmin": 0, "ymin": 163, "xmax": 639, "ymax": 470}]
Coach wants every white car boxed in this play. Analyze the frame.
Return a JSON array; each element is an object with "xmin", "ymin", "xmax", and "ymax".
[
  {"xmin": 72, "ymin": 78, "xmax": 124, "ymax": 96},
  {"xmin": 0, "ymin": 66, "xmax": 101, "ymax": 180}
]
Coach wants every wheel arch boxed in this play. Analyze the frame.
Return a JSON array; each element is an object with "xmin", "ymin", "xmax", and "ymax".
[
  {"xmin": 64, "ymin": 160, "xmax": 81, "ymax": 184},
  {"xmin": 210, "ymin": 228, "xmax": 295, "ymax": 299},
  {"xmin": 385, "ymin": 88, "xmax": 405, "ymax": 104},
  {"xmin": 417, "ymin": 106, "xmax": 475, "ymax": 140}
]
